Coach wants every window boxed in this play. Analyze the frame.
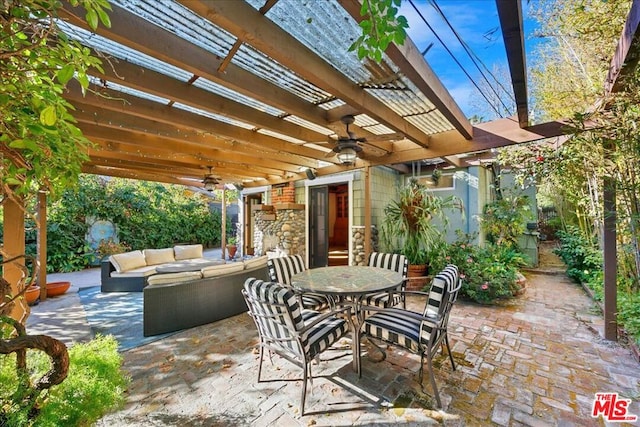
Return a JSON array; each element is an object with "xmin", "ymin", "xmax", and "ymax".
[{"xmin": 413, "ymin": 174, "xmax": 455, "ymax": 191}]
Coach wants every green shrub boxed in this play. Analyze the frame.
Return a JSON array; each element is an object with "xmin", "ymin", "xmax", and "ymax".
[
  {"xmin": 18, "ymin": 175, "xmax": 227, "ymax": 272},
  {"xmin": 0, "ymin": 335, "xmax": 129, "ymax": 426},
  {"xmin": 430, "ymin": 233, "xmax": 527, "ymax": 304},
  {"xmin": 554, "ymin": 226, "xmax": 602, "ymax": 283},
  {"xmin": 618, "ymin": 291, "xmax": 640, "ymax": 346}
]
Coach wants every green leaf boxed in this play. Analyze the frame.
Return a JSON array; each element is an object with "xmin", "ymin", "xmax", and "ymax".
[
  {"xmin": 57, "ymin": 64, "xmax": 75, "ymax": 85},
  {"xmin": 77, "ymin": 73, "xmax": 90, "ymax": 89},
  {"xmin": 40, "ymin": 106, "xmax": 57, "ymax": 126},
  {"xmin": 97, "ymin": 8, "xmax": 112, "ymax": 28},
  {"xmin": 9, "ymin": 139, "xmax": 26, "ymax": 149},
  {"xmin": 86, "ymin": 9, "xmax": 99, "ymax": 31}
]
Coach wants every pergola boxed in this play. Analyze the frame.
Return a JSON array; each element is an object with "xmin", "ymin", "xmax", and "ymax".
[{"xmin": 4, "ymin": 0, "xmax": 639, "ymax": 339}]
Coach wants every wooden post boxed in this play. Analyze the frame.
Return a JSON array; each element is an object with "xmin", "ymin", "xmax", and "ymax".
[
  {"xmin": 37, "ymin": 191, "xmax": 48, "ymax": 301},
  {"xmin": 364, "ymin": 166, "xmax": 372, "ymax": 263},
  {"xmin": 3, "ymin": 195, "xmax": 27, "ymax": 323},
  {"xmin": 221, "ymin": 187, "xmax": 227, "ymax": 260},
  {"xmin": 603, "ymin": 148, "xmax": 617, "ymax": 341}
]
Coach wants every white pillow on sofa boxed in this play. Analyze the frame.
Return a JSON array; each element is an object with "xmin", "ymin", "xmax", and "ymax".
[
  {"xmin": 144, "ymin": 248, "xmax": 175, "ymax": 265},
  {"xmin": 174, "ymin": 244, "xmax": 203, "ymax": 260},
  {"xmin": 109, "ymin": 250, "xmax": 146, "ymax": 273}
]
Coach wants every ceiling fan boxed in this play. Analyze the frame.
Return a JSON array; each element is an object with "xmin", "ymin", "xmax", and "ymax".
[
  {"xmin": 329, "ymin": 115, "xmax": 365, "ymax": 165},
  {"xmin": 318, "ymin": 115, "xmax": 403, "ymax": 165}
]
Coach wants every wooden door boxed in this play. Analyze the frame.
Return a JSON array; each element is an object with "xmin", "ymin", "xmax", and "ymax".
[{"xmin": 309, "ymin": 186, "xmax": 328, "ymax": 268}]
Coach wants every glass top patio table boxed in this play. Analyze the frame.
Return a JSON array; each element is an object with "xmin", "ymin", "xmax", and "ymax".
[
  {"xmin": 291, "ymin": 265, "xmax": 403, "ymax": 375},
  {"xmin": 290, "ymin": 265, "xmax": 403, "ymax": 296}
]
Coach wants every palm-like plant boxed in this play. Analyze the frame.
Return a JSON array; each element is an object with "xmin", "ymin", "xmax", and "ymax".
[{"xmin": 381, "ymin": 178, "xmax": 463, "ymax": 265}]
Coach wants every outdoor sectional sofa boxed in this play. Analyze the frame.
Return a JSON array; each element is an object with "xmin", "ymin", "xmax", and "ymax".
[
  {"xmin": 101, "ymin": 244, "xmax": 222, "ymax": 292},
  {"xmin": 143, "ymin": 255, "xmax": 269, "ymax": 336}
]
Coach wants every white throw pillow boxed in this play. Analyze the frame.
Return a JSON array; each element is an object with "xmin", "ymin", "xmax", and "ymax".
[
  {"xmin": 143, "ymin": 248, "xmax": 175, "ymax": 266},
  {"xmin": 201, "ymin": 262, "xmax": 245, "ymax": 278},
  {"xmin": 109, "ymin": 250, "xmax": 146, "ymax": 273},
  {"xmin": 174, "ymin": 244, "xmax": 203, "ymax": 260}
]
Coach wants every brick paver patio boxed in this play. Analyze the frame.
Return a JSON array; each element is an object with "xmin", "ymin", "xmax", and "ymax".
[{"xmin": 85, "ymin": 272, "xmax": 638, "ymax": 426}]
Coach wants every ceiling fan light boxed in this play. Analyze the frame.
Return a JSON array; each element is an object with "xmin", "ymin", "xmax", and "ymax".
[{"xmin": 337, "ymin": 147, "xmax": 357, "ymax": 165}]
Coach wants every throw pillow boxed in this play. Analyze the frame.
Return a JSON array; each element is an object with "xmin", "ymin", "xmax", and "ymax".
[{"xmin": 174, "ymin": 244, "xmax": 203, "ymax": 260}]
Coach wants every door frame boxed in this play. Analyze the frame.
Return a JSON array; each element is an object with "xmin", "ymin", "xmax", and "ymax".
[
  {"xmin": 240, "ymin": 185, "xmax": 268, "ymax": 255},
  {"xmin": 305, "ymin": 173, "xmax": 354, "ymax": 267}
]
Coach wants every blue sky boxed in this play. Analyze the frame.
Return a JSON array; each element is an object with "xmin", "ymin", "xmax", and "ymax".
[{"xmin": 400, "ymin": 0, "xmax": 541, "ymax": 121}]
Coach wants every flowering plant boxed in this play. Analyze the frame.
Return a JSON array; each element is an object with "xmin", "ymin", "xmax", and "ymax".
[
  {"xmin": 96, "ymin": 238, "xmax": 130, "ymax": 259},
  {"xmin": 429, "ymin": 232, "xmax": 527, "ymax": 304}
]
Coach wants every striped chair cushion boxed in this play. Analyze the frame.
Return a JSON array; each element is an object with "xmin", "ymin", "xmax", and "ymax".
[
  {"xmin": 420, "ymin": 264, "xmax": 459, "ymax": 344},
  {"xmin": 365, "ymin": 252, "xmax": 409, "ymax": 308},
  {"xmin": 243, "ymin": 278, "xmax": 347, "ymax": 360},
  {"xmin": 267, "ymin": 255, "xmax": 306, "ymax": 285},
  {"xmin": 301, "ymin": 311, "xmax": 349, "ymax": 360},
  {"xmin": 267, "ymin": 255, "xmax": 329, "ymax": 311},
  {"xmin": 301, "ymin": 294, "xmax": 330, "ymax": 311},
  {"xmin": 363, "ymin": 308, "xmax": 421, "ymax": 353},
  {"xmin": 367, "ymin": 252, "xmax": 408, "ymax": 277}
]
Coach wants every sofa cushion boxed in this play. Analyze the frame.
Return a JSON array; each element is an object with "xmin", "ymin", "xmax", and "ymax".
[
  {"xmin": 201, "ymin": 262, "xmax": 245, "ymax": 278},
  {"xmin": 147, "ymin": 271, "xmax": 203, "ymax": 286},
  {"xmin": 110, "ymin": 250, "xmax": 146, "ymax": 273},
  {"xmin": 243, "ymin": 255, "xmax": 268, "ymax": 270},
  {"xmin": 111, "ymin": 265, "xmax": 158, "ymax": 278},
  {"xmin": 144, "ymin": 248, "xmax": 176, "ymax": 266},
  {"xmin": 174, "ymin": 244, "xmax": 203, "ymax": 260},
  {"xmin": 156, "ymin": 258, "xmax": 224, "ymax": 273}
]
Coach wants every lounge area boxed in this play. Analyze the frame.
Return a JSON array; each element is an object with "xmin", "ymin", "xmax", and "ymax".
[{"xmin": 26, "ymin": 260, "xmax": 639, "ymax": 425}]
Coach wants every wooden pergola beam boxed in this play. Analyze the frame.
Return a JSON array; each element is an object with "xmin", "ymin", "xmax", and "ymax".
[
  {"xmin": 59, "ymin": 3, "xmax": 332, "ymax": 127},
  {"xmin": 337, "ymin": 0, "xmax": 473, "ymax": 139},
  {"xmin": 66, "ymin": 84, "xmax": 336, "ymax": 166},
  {"xmin": 91, "ymin": 58, "xmax": 331, "ymax": 143},
  {"xmin": 496, "ymin": 0, "xmax": 529, "ymax": 127},
  {"xmin": 368, "ymin": 117, "xmax": 571, "ymax": 166},
  {"xmin": 177, "ymin": 0, "xmax": 432, "ymax": 147},
  {"xmin": 79, "ymin": 123, "xmax": 309, "ymax": 173}
]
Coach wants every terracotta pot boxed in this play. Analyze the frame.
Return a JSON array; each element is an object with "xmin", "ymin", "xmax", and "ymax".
[
  {"xmin": 406, "ymin": 264, "xmax": 429, "ymax": 291},
  {"xmin": 26, "ymin": 286, "xmax": 41, "ymax": 305},
  {"xmin": 46, "ymin": 281, "xmax": 70, "ymax": 297},
  {"xmin": 228, "ymin": 245, "xmax": 238, "ymax": 260}
]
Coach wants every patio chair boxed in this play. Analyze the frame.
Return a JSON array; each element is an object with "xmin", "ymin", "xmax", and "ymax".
[
  {"xmin": 363, "ymin": 252, "xmax": 408, "ymax": 308},
  {"xmin": 267, "ymin": 255, "xmax": 330, "ymax": 311},
  {"xmin": 360, "ymin": 264, "xmax": 461, "ymax": 408},
  {"xmin": 242, "ymin": 278, "xmax": 352, "ymax": 415}
]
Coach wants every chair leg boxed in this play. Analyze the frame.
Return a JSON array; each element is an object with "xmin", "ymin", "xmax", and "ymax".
[
  {"xmin": 300, "ymin": 359, "xmax": 309, "ymax": 415},
  {"xmin": 444, "ymin": 334, "xmax": 456, "ymax": 370},
  {"xmin": 425, "ymin": 350, "xmax": 442, "ymax": 408},
  {"xmin": 257, "ymin": 345, "xmax": 265, "ymax": 382}
]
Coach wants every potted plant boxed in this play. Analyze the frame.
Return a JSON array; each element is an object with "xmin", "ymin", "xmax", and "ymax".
[
  {"xmin": 227, "ymin": 236, "xmax": 238, "ymax": 260},
  {"xmin": 380, "ymin": 178, "xmax": 462, "ymax": 288}
]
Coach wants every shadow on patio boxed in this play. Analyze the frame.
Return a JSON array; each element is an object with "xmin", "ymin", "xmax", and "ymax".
[{"xmin": 55, "ymin": 272, "xmax": 634, "ymax": 426}]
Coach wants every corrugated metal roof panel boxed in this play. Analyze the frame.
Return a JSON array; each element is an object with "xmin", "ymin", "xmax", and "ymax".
[
  {"xmin": 191, "ymin": 78, "xmax": 285, "ymax": 117},
  {"xmin": 59, "ymin": 22, "xmax": 193, "ymax": 83},
  {"xmin": 232, "ymin": 44, "xmax": 332, "ymax": 104},
  {"xmin": 173, "ymin": 103, "xmax": 256, "ymax": 130},
  {"xmin": 256, "ymin": 129, "xmax": 306, "ymax": 145},
  {"xmin": 283, "ymin": 116, "xmax": 333, "ymax": 136},
  {"xmin": 112, "ymin": 0, "xmax": 237, "ymax": 57},
  {"xmin": 93, "ymin": 78, "xmax": 171, "ymax": 105}
]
